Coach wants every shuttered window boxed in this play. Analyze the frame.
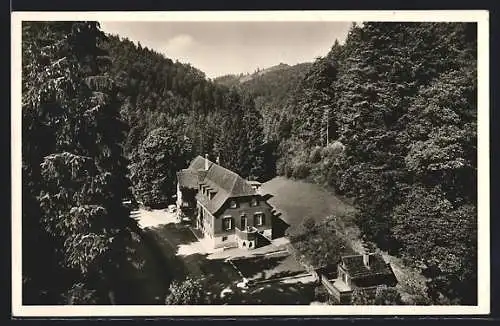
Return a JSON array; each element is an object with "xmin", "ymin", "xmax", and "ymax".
[
  {"xmin": 223, "ymin": 216, "xmax": 233, "ymax": 230},
  {"xmin": 254, "ymin": 213, "xmax": 264, "ymax": 226}
]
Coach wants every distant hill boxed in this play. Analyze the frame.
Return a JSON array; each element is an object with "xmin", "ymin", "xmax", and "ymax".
[
  {"xmin": 214, "ymin": 62, "xmax": 313, "ymax": 141},
  {"xmin": 215, "ymin": 62, "xmax": 310, "ymax": 87}
]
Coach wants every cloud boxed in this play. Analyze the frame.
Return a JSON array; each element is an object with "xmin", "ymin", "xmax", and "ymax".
[{"xmin": 164, "ymin": 34, "xmax": 195, "ymax": 53}]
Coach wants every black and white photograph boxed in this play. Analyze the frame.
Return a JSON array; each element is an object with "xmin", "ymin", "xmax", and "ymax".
[{"xmin": 11, "ymin": 11, "xmax": 489, "ymax": 316}]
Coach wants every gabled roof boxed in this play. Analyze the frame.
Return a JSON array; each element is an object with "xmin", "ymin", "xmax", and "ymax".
[
  {"xmin": 189, "ymin": 155, "xmax": 213, "ymax": 172},
  {"xmin": 183, "ymin": 155, "xmax": 256, "ymax": 215},
  {"xmin": 176, "ymin": 169, "xmax": 199, "ymax": 189},
  {"xmin": 340, "ymin": 253, "xmax": 393, "ymax": 279}
]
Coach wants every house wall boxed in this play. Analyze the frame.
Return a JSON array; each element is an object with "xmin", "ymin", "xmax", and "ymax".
[
  {"xmin": 213, "ymin": 233, "xmax": 237, "ymax": 249},
  {"xmin": 197, "ymin": 204, "xmax": 215, "ymax": 237},
  {"xmin": 320, "ymin": 275, "xmax": 353, "ymax": 304},
  {"xmin": 338, "ymin": 265, "xmax": 352, "ymax": 287},
  {"xmin": 176, "ymin": 183, "xmax": 182, "ymax": 208},
  {"xmin": 213, "ymin": 195, "xmax": 273, "ymax": 237}
]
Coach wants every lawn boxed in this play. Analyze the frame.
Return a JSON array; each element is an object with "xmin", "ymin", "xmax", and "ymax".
[
  {"xmin": 223, "ymin": 280, "xmax": 318, "ymax": 305},
  {"xmin": 230, "ymin": 251, "xmax": 307, "ymax": 282},
  {"xmin": 261, "ymin": 176, "xmax": 356, "ymax": 234}
]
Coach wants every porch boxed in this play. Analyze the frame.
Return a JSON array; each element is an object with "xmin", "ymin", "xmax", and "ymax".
[{"xmin": 235, "ymin": 226, "xmax": 258, "ymax": 249}]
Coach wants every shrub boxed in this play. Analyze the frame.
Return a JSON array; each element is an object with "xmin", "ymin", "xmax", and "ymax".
[
  {"xmin": 292, "ymin": 162, "xmax": 310, "ymax": 179},
  {"xmin": 351, "ymin": 285, "xmax": 404, "ymax": 305},
  {"xmin": 321, "ymin": 141, "xmax": 345, "ymax": 158},
  {"xmin": 276, "ymin": 158, "xmax": 293, "ymax": 178},
  {"xmin": 165, "ymin": 277, "xmax": 206, "ymax": 305},
  {"xmin": 303, "ymin": 217, "xmax": 316, "ymax": 231},
  {"xmin": 290, "ymin": 219, "xmax": 354, "ymax": 269},
  {"xmin": 314, "ymin": 285, "xmax": 333, "ymax": 303},
  {"xmin": 309, "ymin": 146, "xmax": 322, "ymax": 163},
  {"xmin": 374, "ymin": 285, "xmax": 404, "ymax": 305}
]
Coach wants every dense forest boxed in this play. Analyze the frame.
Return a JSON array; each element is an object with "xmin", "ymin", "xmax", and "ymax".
[
  {"xmin": 266, "ymin": 23, "xmax": 477, "ymax": 305},
  {"xmin": 218, "ymin": 23, "xmax": 477, "ymax": 305},
  {"xmin": 21, "ymin": 21, "xmax": 477, "ymax": 305}
]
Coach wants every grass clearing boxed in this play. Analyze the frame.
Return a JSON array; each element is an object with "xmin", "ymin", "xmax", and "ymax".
[{"xmin": 261, "ymin": 176, "xmax": 356, "ymax": 234}]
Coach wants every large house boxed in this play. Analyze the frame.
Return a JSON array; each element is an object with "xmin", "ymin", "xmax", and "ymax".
[{"xmin": 176, "ymin": 155, "xmax": 273, "ymax": 250}]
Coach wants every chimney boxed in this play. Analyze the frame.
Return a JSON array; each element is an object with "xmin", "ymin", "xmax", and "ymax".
[
  {"xmin": 216, "ymin": 156, "xmax": 220, "ymax": 165},
  {"xmin": 363, "ymin": 253, "xmax": 370, "ymax": 268},
  {"xmin": 205, "ymin": 153, "xmax": 209, "ymax": 170}
]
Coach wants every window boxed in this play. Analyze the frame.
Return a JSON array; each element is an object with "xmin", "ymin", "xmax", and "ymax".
[
  {"xmin": 251, "ymin": 198, "xmax": 258, "ymax": 207},
  {"xmin": 240, "ymin": 215, "xmax": 247, "ymax": 229},
  {"xmin": 223, "ymin": 216, "xmax": 233, "ymax": 231},
  {"xmin": 229, "ymin": 200, "xmax": 237, "ymax": 208},
  {"xmin": 254, "ymin": 213, "xmax": 264, "ymax": 226},
  {"xmin": 222, "ymin": 236, "xmax": 228, "ymax": 242}
]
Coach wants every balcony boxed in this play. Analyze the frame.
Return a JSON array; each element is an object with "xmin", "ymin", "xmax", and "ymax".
[{"xmin": 235, "ymin": 226, "xmax": 257, "ymax": 241}]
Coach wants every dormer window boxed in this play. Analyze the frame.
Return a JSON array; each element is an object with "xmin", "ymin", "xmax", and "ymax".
[
  {"xmin": 229, "ymin": 200, "xmax": 237, "ymax": 209},
  {"xmin": 251, "ymin": 197, "xmax": 258, "ymax": 207}
]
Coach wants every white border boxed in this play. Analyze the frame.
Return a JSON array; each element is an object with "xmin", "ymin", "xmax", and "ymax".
[{"xmin": 11, "ymin": 10, "xmax": 490, "ymax": 317}]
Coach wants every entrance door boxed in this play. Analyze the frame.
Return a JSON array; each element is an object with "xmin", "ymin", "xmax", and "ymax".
[{"xmin": 241, "ymin": 215, "xmax": 247, "ymax": 230}]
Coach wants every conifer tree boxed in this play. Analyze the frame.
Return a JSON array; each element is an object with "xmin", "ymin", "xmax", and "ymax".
[{"xmin": 22, "ymin": 21, "xmax": 132, "ymax": 304}]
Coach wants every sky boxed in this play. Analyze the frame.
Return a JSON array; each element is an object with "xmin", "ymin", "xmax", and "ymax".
[{"xmin": 99, "ymin": 21, "xmax": 353, "ymax": 79}]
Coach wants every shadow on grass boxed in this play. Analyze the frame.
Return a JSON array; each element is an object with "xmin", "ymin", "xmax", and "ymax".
[
  {"xmin": 262, "ymin": 193, "xmax": 274, "ymax": 201},
  {"xmin": 223, "ymin": 281, "xmax": 317, "ymax": 305},
  {"xmin": 113, "ymin": 222, "xmax": 173, "ymax": 305},
  {"xmin": 147, "ymin": 222, "xmax": 199, "ymax": 247},
  {"xmin": 173, "ymin": 252, "xmax": 244, "ymax": 304},
  {"xmin": 230, "ymin": 255, "xmax": 287, "ymax": 281}
]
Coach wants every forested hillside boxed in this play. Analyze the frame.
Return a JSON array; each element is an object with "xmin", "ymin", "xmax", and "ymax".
[
  {"xmin": 215, "ymin": 62, "xmax": 312, "ymax": 141},
  {"xmin": 272, "ymin": 22, "xmax": 477, "ymax": 305},
  {"xmin": 101, "ymin": 35, "xmax": 275, "ymax": 206}
]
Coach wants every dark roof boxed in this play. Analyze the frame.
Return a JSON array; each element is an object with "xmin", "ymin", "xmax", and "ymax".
[
  {"xmin": 183, "ymin": 155, "xmax": 256, "ymax": 215},
  {"xmin": 316, "ymin": 263, "xmax": 339, "ymax": 278},
  {"xmin": 340, "ymin": 253, "xmax": 393, "ymax": 279}
]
